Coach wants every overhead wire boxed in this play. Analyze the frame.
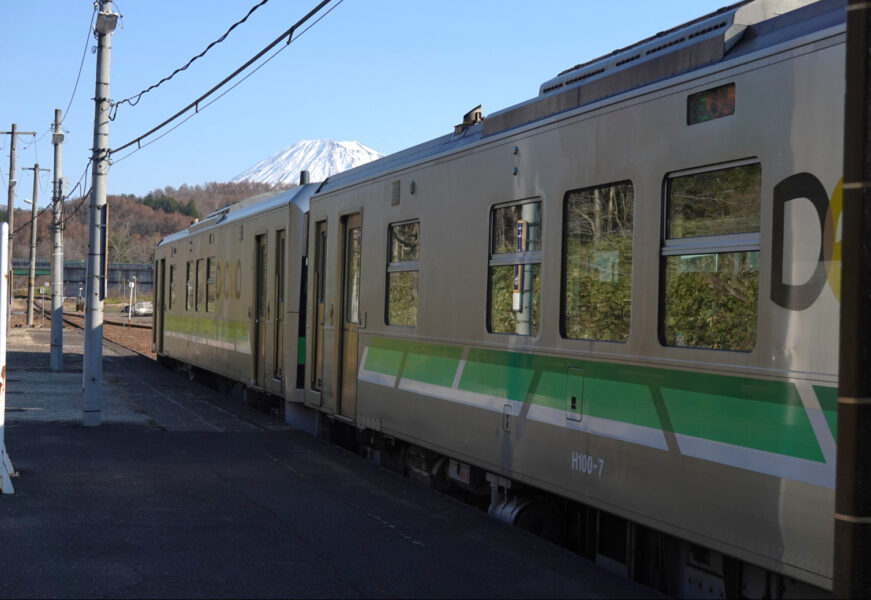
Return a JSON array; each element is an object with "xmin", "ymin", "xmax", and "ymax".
[
  {"xmin": 61, "ymin": 5, "xmax": 99, "ymax": 126},
  {"xmin": 0, "ymin": 143, "xmax": 6, "ymax": 190},
  {"xmin": 13, "ymin": 4, "xmax": 96, "ymax": 203},
  {"xmin": 110, "ymin": 0, "xmax": 344, "ymax": 167},
  {"xmin": 109, "ymin": 0, "xmax": 270, "ymax": 120},
  {"xmin": 18, "ymin": 4, "xmax": 96, "ymax": 157},
  {"xmin": 11, "ymin": 181, "xmax": 93, "ymax": 241},
  {"xmin": 110, "ymin": 0, "xmax": 338, "ymax": 159},
  {"xmin": 59, "ymin": 159, "xmax": 94, "ymax": 229}
]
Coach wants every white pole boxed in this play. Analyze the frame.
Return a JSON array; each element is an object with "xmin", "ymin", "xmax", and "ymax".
[
  {"xmin": 127, "ymin": 280, "xmax": 133, "ymax": 326},
  {"xmin": 50, "ymin": 108, "xmax": 64, "ymax": 372},
  {"xmin": 83, "ymin": 1, "xmax": 118, "ymax": 427},
  {"xmin": 1, "ymin": 222, "xmax": 17, "ymax": 494}
]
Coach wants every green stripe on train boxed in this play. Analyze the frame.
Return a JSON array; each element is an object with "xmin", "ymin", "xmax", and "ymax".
[
  {"xmin": 363, "ymin": 337, "xmax": 831, "ymax": 463},
  {"xmin": 814, "ymin": 385, "xmax": 838, "ymax": 439},
  {"xmin": 165, "ymin": 313, "xmax": 248, "ymax": 344}
]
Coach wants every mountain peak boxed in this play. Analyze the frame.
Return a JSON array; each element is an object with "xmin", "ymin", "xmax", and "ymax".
[{"xmin": 233, "ymin": 139, "xmax": 383, "ymax": 186}]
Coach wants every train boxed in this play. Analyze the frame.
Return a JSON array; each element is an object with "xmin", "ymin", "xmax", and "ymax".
[{"xmin": 152, "ymin": 0, "xmax": 845, "ymax": 596}]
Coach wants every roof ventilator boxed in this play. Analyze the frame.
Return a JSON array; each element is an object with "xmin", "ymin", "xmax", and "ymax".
[{"xmin": 454, "ymin": 105, "xmax": 484, "ymax": 135}]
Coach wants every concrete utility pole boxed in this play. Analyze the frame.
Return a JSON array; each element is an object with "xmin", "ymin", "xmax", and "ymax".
[
  {"xmin": 50, "ymin": 109, "xmax": 64, "ymax": 371},
  {"xmin": 835, "ymin": 0, "xmax": 871, "ymax": 597},
  {"xmin": 83, "ymin": 1, "xmax": 118, "ymax": 427},
  {"xmin": 1, "ymin": 125, "xmax": 36, "ymax": 327},
  {"xmin": 21, "ymin": 164, "xmax": 49, "ymax": 326}
]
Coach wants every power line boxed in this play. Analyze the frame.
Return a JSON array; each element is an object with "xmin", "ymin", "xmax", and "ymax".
[
  {"xmin": 61, "ymin": 6, "xmax": 98, "ymax": 126},
  {"xmin": 0, "ymin": 143, "xmax": 6, "ymax": 191},
  {"xmin": 59, "ymin": 160, "xmax": 93, "ymax": 229},
  {"xmin": 110, "ymin": 0, "xmax": 270, "ymax": 120},
  {"xmin": 110, "ymin": 0, "xmax": 338, "ymax": 157},
  {"xmin": 61, "ymin": 185, "xmax": 92, "ymax": 230},
  {"xmin": 12, "ymin": 203, "xmax": 52, "ymax": 237},
  {"xmin": 19, "ymin": 5, "xmax": 97, "ymax": 155},
  {"xmin": 112, "ymin": 2, "xmax": 341, "ymax": 166}
]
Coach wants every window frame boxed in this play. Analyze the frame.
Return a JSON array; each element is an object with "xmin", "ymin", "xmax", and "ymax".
[
  {"xmin": 560, "ymin": 179, "xmax": 635, "ymax": 343},
  {"xmin": 385, "ymin": 219, "xmax": 420, "ymax": 327},
  {"xmin": 659, "ymin": 159, "xmax": 762, "ymax": 352},
  {"xmin": 168, "ymin": 264, "xmax": 176, "ymax": 310},
  {"xmin": 206, "ymin": 257, "xmax": 217, "ymax": 312},
  {"xmin": 185, "ymin": 261, "xmax": 193, "ymax": 311},
  {"xmin": 196, "ymin": 258, "xmax": 205, "ymax": 312},
  {"xmin": 486, "ymin": 198, "xmax": 542, "ymax": 336}
]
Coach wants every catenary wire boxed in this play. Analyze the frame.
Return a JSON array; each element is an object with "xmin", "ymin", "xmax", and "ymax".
[
  {"xmin": 61, "ymin": 5, "xmax": 99, "ymax": 126},
  {"xmin": 20, "ymin": 3, "xmax": 97, "ymax": 154},
  {"xmin": 12, "ymin": 158, "xmax": 92, "ymax": 236},
  {"xmin": 109, "ymin": 0, "xmax": 344, "ymax": 167},
  {"xmin": 109, "ymin": 0, "xmax": 270, "ymax": 120},
  {"xmin": 110, "ymin": 0, "xmax": 336, "ymax": 157}
]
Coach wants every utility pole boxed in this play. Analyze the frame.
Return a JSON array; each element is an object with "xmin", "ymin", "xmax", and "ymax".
[
  {"xmin": 1, "ymin": 125, "xmax": 36, "ymax": 327},
  {"xmin": 50, "ymin": 109, "xmax": 64, "ymax": 371},
  {"xmin": 83, "ymin": 1, "xmax": 118, "ymax": 427},
  {"xmin": 21, "ymin": 164, "xmax": 49, "ymax": 326},
  {"xmin": 836, "ymin": 0, "xmax": 871, "ymax": 597}
]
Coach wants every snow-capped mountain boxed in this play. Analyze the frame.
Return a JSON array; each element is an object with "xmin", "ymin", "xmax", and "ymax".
[{"xmin": 233, "ymin": 139, "xmax": 383, "ymax": 186}]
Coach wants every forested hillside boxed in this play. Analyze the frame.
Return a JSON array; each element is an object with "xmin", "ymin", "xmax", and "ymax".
[{"xmin": 3, "ymin": 180, "xmax": 288, "ymax": 264}]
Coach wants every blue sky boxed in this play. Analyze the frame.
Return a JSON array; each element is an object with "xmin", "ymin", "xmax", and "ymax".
[{"xmin": 1, "ymin": 0, "xmax": 729, "ymax": 205}]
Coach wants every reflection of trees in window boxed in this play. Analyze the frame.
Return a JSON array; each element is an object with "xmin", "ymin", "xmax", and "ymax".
[
  {"xmin": 488, "ymin": 201, "xmax": 541, "ymax": 335},
  {"xmin": 387, "ymin": 221, "xmax": 419, "ymax": 326},
  {"xmin": 169, "ymin": 265, "xmax": 176, "ymax": 309},
  {"xmin": 667, "ymin": 164, "xmax": 761, "ymax": 238},
  {"xmin": 206, "ymin": 257, "xmax": 216, "ymax": 312},
  {"xmin": 196, "ymin": 258, "xmax": 205, "ymax": 311},
  {"xmin": 662, "ymin": 162, "xmax": 761, "ymax": 351},
  {"xmin": 185, "ymin": 261, "xmax": 193, "ymax": 311},
  {"xmin": 663, "ymin": 252, "xmax": 758, "ymax": 350},
  {"xmin": 562, "ymin": 182, "xmax": 633, "ymax": 341},
  {"xmin": 345, "ymin": 228, "xmax": 362, "ymax": 324},
  {"xmin": 489, "ymin": 264, "xmax": 540, "ymax": 334}
]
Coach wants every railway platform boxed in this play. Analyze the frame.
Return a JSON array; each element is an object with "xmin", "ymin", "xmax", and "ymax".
[{"xmin": 0, "ymin": 325, "xmax": 659, "ymax": 599}]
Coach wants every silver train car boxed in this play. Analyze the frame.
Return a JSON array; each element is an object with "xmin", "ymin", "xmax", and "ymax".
[{"xmin": 153, "ymin": 0, "xmax": 845, "ymax": 595}]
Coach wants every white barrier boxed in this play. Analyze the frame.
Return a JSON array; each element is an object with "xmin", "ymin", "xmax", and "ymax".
[{"xmin": 1, "ymin": 221, "xmax": 17, "ymax": 494}]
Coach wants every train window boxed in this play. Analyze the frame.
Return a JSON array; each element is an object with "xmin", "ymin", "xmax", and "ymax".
[
  {"xmin": 206, "ymin": 257, "xmax": 216, "ymax": 312},
  {"xmin": 196, "ymin": 258, "xmax": 205, "ymax": 311},
  {"xmin": 562, "ymin": 181, "xmax": 633, "ymax": 342},
  {"xmin": 488, "ymin": 200, "xmax": 541, "ymax": 335},
  {"xmin": 345, "ymin": 227, "xmax": 362, "ymax": 324},
  {"xmin": 661, "ymin": 162, "xmax": 761, "ymax": 351},
  {"xmin": 169, "ymin": 265, "xmax": 176, "ymax": 310},
  {"xmin": 386, "ymin": 221, "xmax": 420, "ymax": 327},
  {"xmin": 185, "ymin": 261, "xmax": 193, "ymax": 311}
]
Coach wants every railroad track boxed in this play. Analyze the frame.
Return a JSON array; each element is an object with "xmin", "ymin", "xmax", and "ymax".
[
  {"xmin": 32, "ymin": 298, "xmax": 152, "ymax": 330},
  {"xmin": 28, "ymin": 298, "xmax": 156, "ymax": 357},
  {"xmin": 60, "ymin": 311, "xmax": 152, "ymax": 331}
]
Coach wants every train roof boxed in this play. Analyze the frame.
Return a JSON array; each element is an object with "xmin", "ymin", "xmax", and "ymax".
[
  {"xmin": 157, "ymin": 183, "xmax": 319, "ymax": 246},
  {"xmin": 317, "ymin": 0, "xmax": 843, "ymax": 196}
]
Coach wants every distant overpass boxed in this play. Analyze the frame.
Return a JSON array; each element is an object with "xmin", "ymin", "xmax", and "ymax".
[{"xmin": 10, "ymin": 259, "xmax": 153, "ymax": 299}]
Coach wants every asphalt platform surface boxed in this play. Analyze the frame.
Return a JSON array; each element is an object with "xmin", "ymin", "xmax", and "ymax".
[{"xmin": 0, "ymin": 326, "xmax": 659, "ymax": 598}]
